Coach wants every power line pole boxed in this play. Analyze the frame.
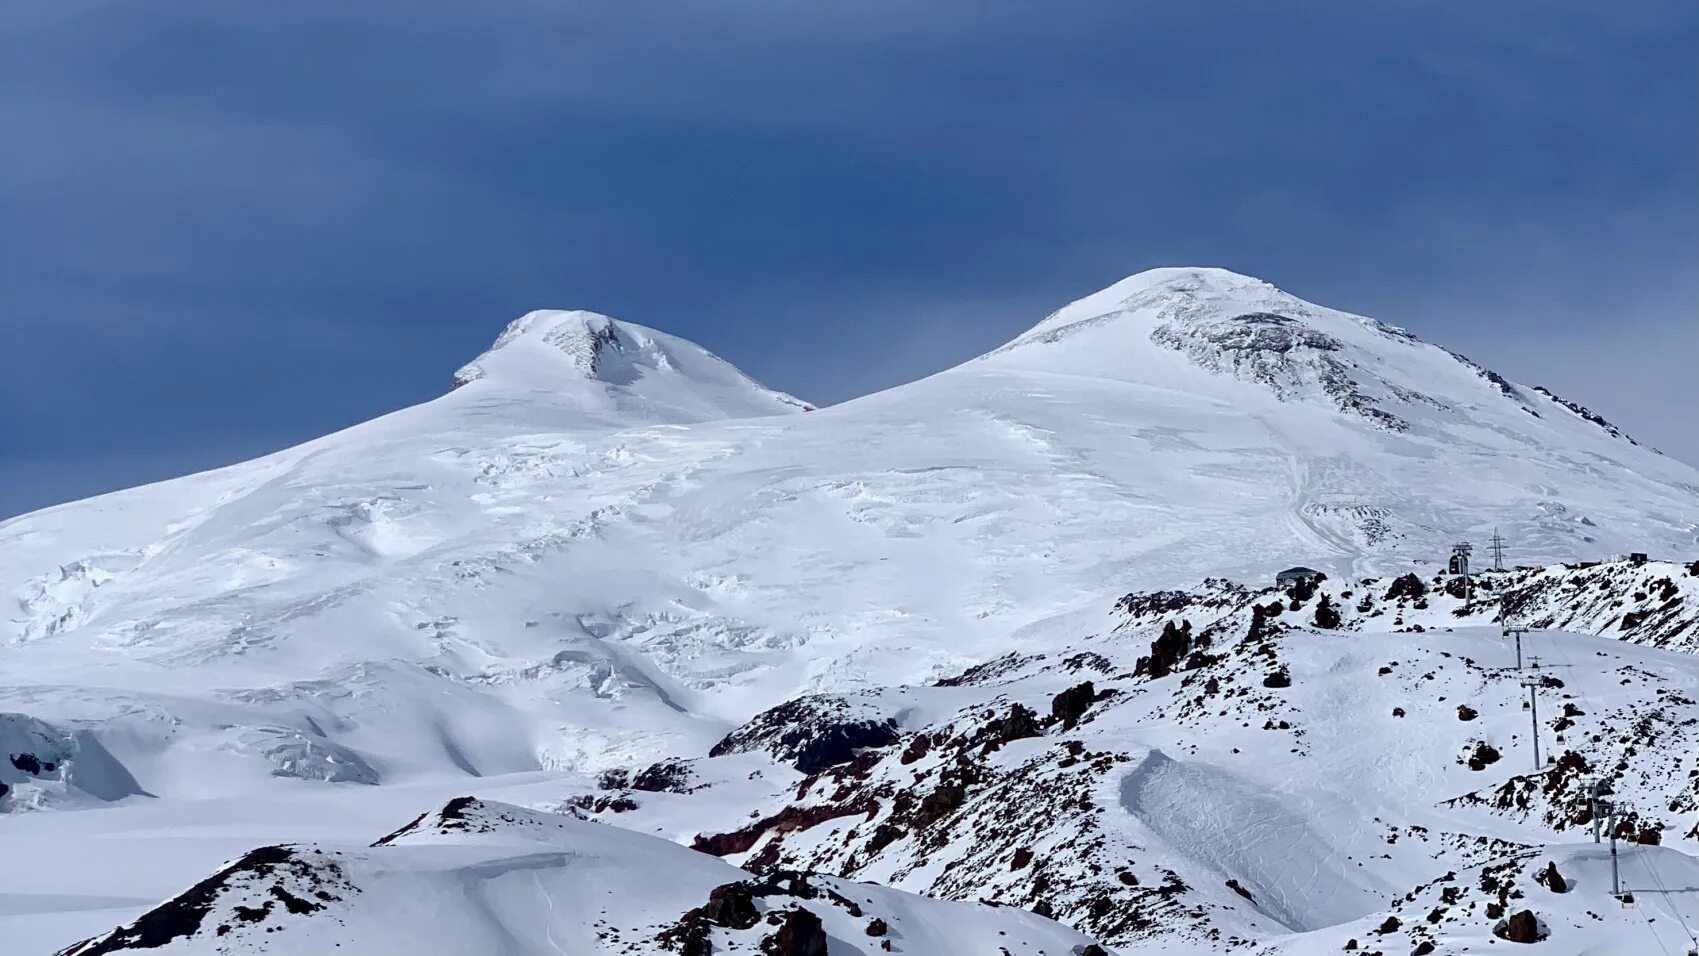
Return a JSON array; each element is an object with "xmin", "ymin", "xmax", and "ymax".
[
  {"xmin": 1490, "ymin": 528, "xmax": 1506, "ymax": 571},
  {"xmin": 1521, "ymin": 662, "xmax": 1543, "ymax": 771}
]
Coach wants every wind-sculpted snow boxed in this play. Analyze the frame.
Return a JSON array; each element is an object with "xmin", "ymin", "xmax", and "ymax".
[
  {"xmin": 0, "ymin": 712, "xmax": 148, "ymax": 809},
  {"xmin": 2, "ymin": 267, "xmax": 1698, "ymax": 953},
  {"xmin": 1118, "ymin": 749, "xmax": 1385, "ymax": 932}
]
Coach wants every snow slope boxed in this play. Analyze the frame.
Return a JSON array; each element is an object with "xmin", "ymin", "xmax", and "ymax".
[
  {"xmin": 2, "ymin": 267, "xmax": 1697, "ymax": 953},
  {"xmin": 56, "ymin": 797, "xmax": 1101, "ymax": 955}
]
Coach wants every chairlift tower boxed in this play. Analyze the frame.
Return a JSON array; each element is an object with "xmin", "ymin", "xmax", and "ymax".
[
  {"xmin": 1587, "ymin": 778, "xmax": 1615, "ymax": 843},
  {"xmin": 1520, "ymin": 662, "xmax": 1544, "ymax": 771},
  {"xmin": 1450, "ymin": 542, "xmax": 1475, "ymax": 609},
  {"xmin": 1598, "ymin": 796, "xmax": 1629, "ymax": 904},
  {"xmin": 1505, "ymin": 624, "xmax": 1530, "ymax": 670}
]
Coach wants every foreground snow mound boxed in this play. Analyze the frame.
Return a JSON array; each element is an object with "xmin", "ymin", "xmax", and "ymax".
[{"xmin": 59, "ymin": 797, "xmax": 1107, "ymax": 956}]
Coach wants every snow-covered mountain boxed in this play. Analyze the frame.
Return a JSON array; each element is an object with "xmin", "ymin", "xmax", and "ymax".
[{"xmin": 3, "ymin": 267, "xmax": 1697, "ymax": 954}]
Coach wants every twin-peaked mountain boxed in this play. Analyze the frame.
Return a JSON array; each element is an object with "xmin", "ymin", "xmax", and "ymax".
[{"xmin": 2, "ymin": 268, "xmax": 1696, "ymax": 953}]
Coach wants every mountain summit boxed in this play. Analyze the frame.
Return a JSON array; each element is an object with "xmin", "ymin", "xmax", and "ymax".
[
  {"xmin": 984, "ymin": 267, "xmax": 1649, "ymax": 445},
  {"xmin": 451, "ymin": 309, "xmax": 812, "ymax": 423}
]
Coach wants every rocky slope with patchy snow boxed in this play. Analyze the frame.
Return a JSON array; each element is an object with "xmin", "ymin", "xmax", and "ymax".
[{"xmin": 572, "ymin": 565, "xmax": 1699, "ymax": 953}]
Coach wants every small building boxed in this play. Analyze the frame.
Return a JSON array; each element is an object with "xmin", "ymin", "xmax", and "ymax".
[
  {"xmin": 1627, "ymin": 552, "xmax": 1649, "ymax": 566},
  {"xmin": 1276, "ymin": 566, "xmax": 1324, "ymax": 588}
]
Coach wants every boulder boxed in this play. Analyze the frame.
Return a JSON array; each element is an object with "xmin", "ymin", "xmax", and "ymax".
[
  {"xmin": 704, "ymin": 882, "xmax": 761, "ymax": 929},
  {"xmin": 1497, "ymin": 909, "xmax": 1543, "ymax": 943},
  {"xmin": 1051, "ymin": 682, "xmax": 1097, "ymax": 727},
  {"xmin": 762, "ymin": 908, "xmax": 828, "ymax": 956}
]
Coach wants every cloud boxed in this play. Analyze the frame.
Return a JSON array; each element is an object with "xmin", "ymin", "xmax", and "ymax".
[{"xmin": 1, "ymin": 0, "xmax": 1695, "ymax": 517}]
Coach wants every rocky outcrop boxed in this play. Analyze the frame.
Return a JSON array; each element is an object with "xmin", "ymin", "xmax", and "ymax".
[
  {"xmin": 703, "ymin": 882, "xmax": 761, "ymax": 929},
  {"xmin": 57, "ymin": 846, "xmax": 353, "ymax": 955},
  {"xmin": 1496, "ymin": 909, "xmax": 1544, "ymax": 943},
  {"xmin": 710, "ymin": 697, "xmax": 900, "ymax": 775},
  {"xmin": 761, "ymin": 908, "xmax": 828, "ymax": 956},
  {"xmin": 1050, "ymin": 682, "xmax": 1098, "ymax": 728}
]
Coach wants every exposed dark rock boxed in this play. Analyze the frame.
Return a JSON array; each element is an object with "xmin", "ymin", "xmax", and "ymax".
[
  {"xmin": 974, "ymin": 704, "xmax": 1043, "ymax": 754},
  {"xmin": 1386, "ymin": 573, "xmax": 1427, "ymax": 601},
  {"xmin": 1467, "ymin": 742, "xmax": 1501, "ymax": 772},
  {"xmin": 1287, "ymin": 573, "xmax": 1322, "ymax": 605},
  {"xmin": 58, "ymin": 846, "xmax": 345, "ymax": 955},
  {"xmin": 710, "ymin": 697, "xmax": 900, "ymax": 775},
  {"xmin": 865, "ymin": 917, "xmax": 887, "ymax": 936},
  {"xmin": 632, "ymin": 760, "xmax": 695, "ymax": 793},
  {"xmin": 1536, "ymin": 861, "xmax": 1568, "ymax": 894},
  {"xmin": 899, "ymin": 734, "xmax": 932, "ymax": 765},
  {"xmin": 1496, "ymin": 909, "xmax": 1544, "ymax": 943},
  {"xmin": 1011, "ymin": 847, "xmax": 1034, "ymax": 870},
  {"xmin": 761, "ymin": 907, "xmax": 828, "ymax": 956},
  {"xmin": 1457, "ymin": 704, "xmax": 1478, "ymax": 722},
  {"xmin": 704, "ymin": 882, "xmax": 761, "ymax": 929},
  {"xmin": 692, "ymin": 797, "xmax": 878, "ymax": 858},
  {"xmin": 1262, "ymin": 668, "xmax": 1291, "ymax": 689},
  {"xmin": 10, "ymin": 753, "xmax": 43, "ymax": 775},
  {"xmin": 1051, "ymin": 682, "xmax": 1097, "ymax": 727},
  {"xmin": 1313, "ymin": 595, "xmax": 1342, "ymax": 630},
  {"xmin": 1377, "ymin": 916, "xmax": 1401, "ymax": 935},
  {"xmin": 1225, "ymin": 879, "xmax": 1254, "ymax": 902},
  {"xmin": 1411, "ymin": 942, "xmax": 1436, "ymax": 956},
  {"xmin": 914, "ymin": 783, "xmax": 967, "ymax": 829},
  {"xmin": 1136, "ymin": 620, "xmax": 1194, "ymax": 680}
]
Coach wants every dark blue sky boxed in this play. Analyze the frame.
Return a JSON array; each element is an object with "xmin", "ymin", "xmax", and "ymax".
[{"xmin": 3, "ymin": 1, "xmax": 1695, "ymax": 517}]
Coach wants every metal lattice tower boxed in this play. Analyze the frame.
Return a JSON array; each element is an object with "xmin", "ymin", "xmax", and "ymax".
[{"xmin": 1489, "ymin": 528, "xmax": 1506, "ymax": 571}]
